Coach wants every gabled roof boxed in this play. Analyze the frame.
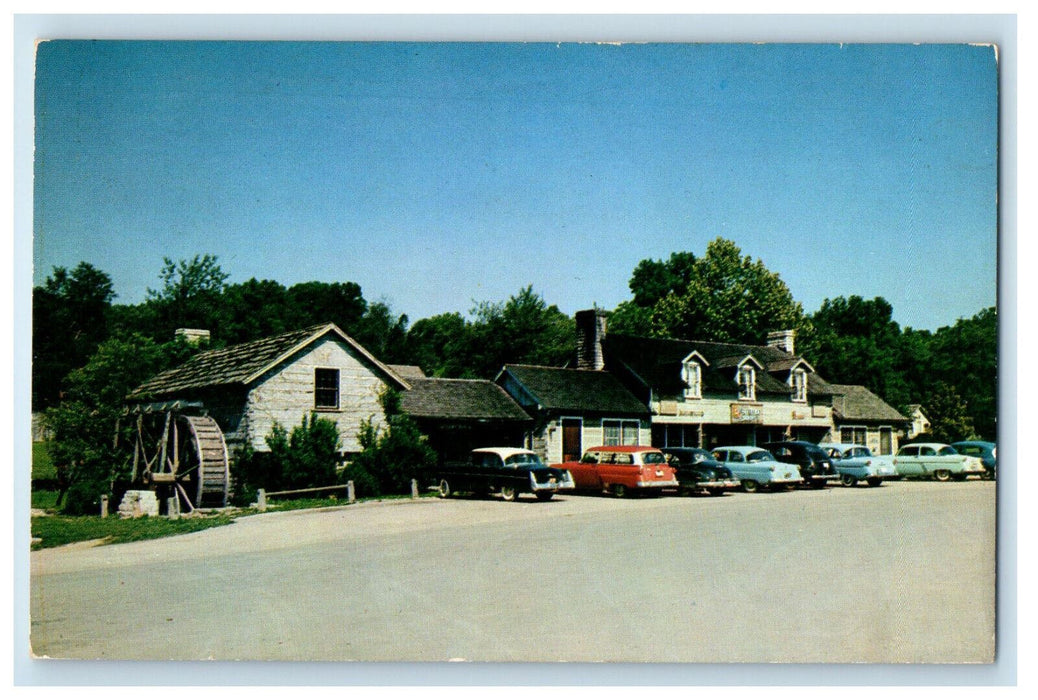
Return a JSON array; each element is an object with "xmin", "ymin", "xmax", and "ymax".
[
  {"xmin": 500, "ymin": 364, "xmax": 650, "ymax": 417},
  {"xmin": 829, "ymin": 384, "xmax": 909, "ymax": 423},
  {"xmin": 605, "ymin": 333, "xmax": 824, "ymax": 397},
  {"xmin": 399, "ymin": 378, "xmax": 531, "ymax": 422},
  {"xmin": 128, "ymin": 323, "xmax": 409, "ymax": 400}
]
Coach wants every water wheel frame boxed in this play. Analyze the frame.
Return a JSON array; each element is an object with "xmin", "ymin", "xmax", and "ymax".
[{"xmin": 129, "ymin": 404, "xmax": 230, "ymax": 512}]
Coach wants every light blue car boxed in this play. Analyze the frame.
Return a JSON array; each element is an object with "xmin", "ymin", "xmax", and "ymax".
[
  {"xmin": 711, "ymin": 446, "xmax": 803, "ymax": 493},
  {"xmin": 818, "ymin": 442, "xmax": 898, "ymax": 487}
]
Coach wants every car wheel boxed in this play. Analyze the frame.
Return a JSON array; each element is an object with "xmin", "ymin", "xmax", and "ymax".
[
  {"xmin": 741, "ymin": 480, "xmax": 759, "ymax": 493},
  {"xmin": 437, "ymin": 479, "xmax": 451, "ymax": 498},
  {"xmin": 535, "ymin": 492, "xmax": 554, "ymax": 502},
  {"xmin": 612, "ymin": 484, "xmax": 628, "ymax": 498},
  {"xmin": 866, "ymin": 477, "xmax": 883, "ymax": 487},
  {"xmin": 500, "ymin": 486, "xmax": 518, "ymax": 501},
  {"xmin": 841, "ymin": 474, "xmax": 858, "ymax": 487},
  {"xmin": 934, "ymin": 469, "xmax": 952, "ymax": 482}
]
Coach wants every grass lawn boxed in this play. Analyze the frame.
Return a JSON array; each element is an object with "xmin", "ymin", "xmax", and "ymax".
[
  {"xmin": 32, "ymin": 442, "xmax": 57, "ymax": 481},
  {"xmin": 31, "ymin": 510, "xmax": 242, "ymax": 550}
]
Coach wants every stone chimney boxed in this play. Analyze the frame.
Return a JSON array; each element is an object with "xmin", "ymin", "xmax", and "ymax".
[
  {"xmin": 575, "ymin": 309, "xmax": 608, "ymax": 371},
  {"xmin": 767, "ymin": 329, "xmax": 795, "ymax": 355},
  {"xmin": 176, "ymin": 328, "xmax": 211, "ymax": 346}
]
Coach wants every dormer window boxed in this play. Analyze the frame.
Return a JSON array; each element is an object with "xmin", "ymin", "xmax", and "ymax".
[
  {"xmin": 792, "ymin": 368, "xmax": 808, "ymax": 403},
  {"xmin": 738, "ymin": 365, "xmax": 756, "ymax": 401},
  {"xmin": 681, "ymin": 360, "xmax": 702, "ymax": 399}
]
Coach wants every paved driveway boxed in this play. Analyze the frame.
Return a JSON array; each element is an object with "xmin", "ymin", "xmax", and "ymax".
[{"xmin": 30, "ymin": 481, "xmax": 995, "ymax": 663}]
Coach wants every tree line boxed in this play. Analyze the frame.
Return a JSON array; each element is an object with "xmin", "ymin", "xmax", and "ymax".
[{"xmin": 34, "ymin": 239, "xmax": 996, "ymax": 476}]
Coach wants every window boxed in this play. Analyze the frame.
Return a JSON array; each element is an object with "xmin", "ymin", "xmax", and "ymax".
[
  {"xmin": 738, "ymin": 365, "xmax": 756, "ymax": 401},
  {"xmin": 682, "ymin": 361, "xmax": 702, "ymax": 399},
  {"xmin": 603, "ymin": 419, "xmax": 640, "ymax": 446},
  {"xmin": 841, "ymin": 426, "xmax": 867, "ymax": 445},
  {"xmin": 792, "ymin": 369, "xmax": 808, "ymax": 403},
  {"xmin": 314, "ymin": 368, "xmax": 340, "ymax": 409}
]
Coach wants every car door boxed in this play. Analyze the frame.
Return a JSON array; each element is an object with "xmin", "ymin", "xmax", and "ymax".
[{"xmin": 896, "ymin": 445, "xmax": 922, "ymax": 476}]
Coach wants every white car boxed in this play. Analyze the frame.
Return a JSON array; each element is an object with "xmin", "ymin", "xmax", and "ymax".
[
  {"xmin": 818, "ymin": 443, "xmax": 898, "ymax": 487},
  {"xmin": 893, "ymin": 443, "xmax": 987, "ymax": 481}
]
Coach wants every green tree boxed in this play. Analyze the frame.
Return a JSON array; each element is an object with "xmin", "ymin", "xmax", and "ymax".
[
  {"xmin": 799, "ymin": 295, "xmax": 918, "ymax": 409},
  {"xmin": 923, "ymin": 382, "xmax": 978, "ymax": 444},
  {"xmin": 401, "ymin": 312, "xmax": 472, "ymax": 377},
  {"xmin": 145, "ymin": 254, "xmax": 230, "ymax": 340},
  {"xmin": 927, "ymin": 308, "xmax": 997, "ymax": 441},
  {"xmin": 613, "ymin": 238, "xmax": 805, "ymax": 344},
  {"xmin": 285, "ymin": 280, "xmax": 368, "ymax": 336},
  {"xmin": 353, "ymin": 301, "xmax": 410, "ymax": 364},
  {"xmin": 466, "ymin": 285, "xmax": 575, "ymax": 378},
  {"xmin": 44, "ymin": 333, "xmax": 196, "ymax": 514},
  {"xmin": 32, "ymin": 262, "xmax": 116, "ymax": 409}
]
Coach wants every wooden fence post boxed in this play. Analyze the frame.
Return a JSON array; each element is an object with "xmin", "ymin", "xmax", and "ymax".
[
  {"xmin": 256, "ymin": 488, "xmax": 267, "ymax": 512},
  {"xmin": 347, "ymin": 480, "xmax": 356, "ymax": 504},
  {"xmin": 411, "ymin": 479, "xmax": 419, "ymax": 499},
  {"xmin": 167, "ymin": 496, "xmax": 180, "ymax": 520},
  {"xmin": 100, "ymin": 495, "xmax": 108, "ymax": 518}
]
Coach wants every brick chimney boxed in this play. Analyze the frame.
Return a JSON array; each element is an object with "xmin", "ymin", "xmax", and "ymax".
[
  {"xmin": 767, "ymin": 329, "xmax": 795, "ymax": 355},
  {"xmin": 575, "ymin": 309, "xmax": 608, "ymax": 371}
]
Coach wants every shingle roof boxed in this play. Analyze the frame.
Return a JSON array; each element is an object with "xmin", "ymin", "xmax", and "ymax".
[
  {"xmin": 604, "ymin": 334, "xmax": 830, "ymax": 397},
  {"xmin": 399, "ymin": 378, "xmax": 531, "ymax": 422},
  {"xmin": 388, "ymin": 364, "xmax": 428, "ymax": 379},
  {"xmin": 829, "ymin": 384, "xmax": 908, "ymax": 422},
  {"xmin": 128, "ymin": 323, "xmax": 408, "ymax": 400},
  {"xmin": 501, "ymin": 364, "xmax": 650, "ymax": 416}
]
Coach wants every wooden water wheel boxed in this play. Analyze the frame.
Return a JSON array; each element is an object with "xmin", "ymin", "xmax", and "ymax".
[{"xmin": 130, "ymin": 404, "xmax": 230, "ymax": 512}]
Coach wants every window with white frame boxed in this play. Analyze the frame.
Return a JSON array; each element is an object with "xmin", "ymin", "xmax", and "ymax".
[
  {"xmin": 603, "ymin": 419, "xmax": 640, "ymax": 446},
  {"xmin": 738, "ymin": 365, "xmax": 756, "ymax": 401},
  {"xmin": 792, "ymin": 368, "xmax": 808, "ymax": 403},
  {"xmin": 681, "ymin": 360, "xmax": 702, "ymax": 399}
]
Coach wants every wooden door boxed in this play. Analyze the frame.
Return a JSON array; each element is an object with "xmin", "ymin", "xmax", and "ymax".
[{"xmin": 562, "ymin": 419, "xmax": 582, "ymax": 463}]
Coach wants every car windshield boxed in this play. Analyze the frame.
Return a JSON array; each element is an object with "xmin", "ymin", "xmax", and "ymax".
[
  {"xmin": 849, "ymin": 447, "xmax": 871, "ymax": 458},
  {"xmin": 938, "ymin": 446, "xmax": 958, "ymax": 456},
  {"xmin": 505, "ymin": 453, "xmax": 544, "ymax": 467},
  {"xmin": 746, "ymin": 450, "xmax": 773, "ymax": 462},
  {"xmin": 642, "ymin": 451, "xmax": 667, "ymax": 465}
]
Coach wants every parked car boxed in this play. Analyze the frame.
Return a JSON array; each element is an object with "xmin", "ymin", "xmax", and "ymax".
[
  {"xmin": 892, "ymin": 443, "xmax": 987, "ymax": 481},
  {"xmin": 435, "ymin": 447, "xmax": 575, "ymax": 501},
  {"xmin": 710, "ymin": 446, "xmax": 804, "ymax": 493},
  {"xmin": 818, "ymin": 442, "xmax": 898, "ymax": 487},
  {"xmin": 660, "ymin": 447, "xmax": 742, "ymax": 496},
  {"xmin": 951, "ymin": 441, "xmax": 997, "ymax": 480},
  {"xmin": 760, "ymin": 441, "xmax": 839, "ymax": 488},
  {"xmin": 553, "ymin": 445, "xmax": 679, "ymax": 498}
]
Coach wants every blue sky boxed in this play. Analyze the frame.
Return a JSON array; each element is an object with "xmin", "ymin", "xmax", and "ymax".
[{"xmin": 32, "ymin": 40, "xmax": 998, "ymax": 331}]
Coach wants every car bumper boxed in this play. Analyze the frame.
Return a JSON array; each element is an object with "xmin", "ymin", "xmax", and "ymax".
[
  {"xmin": 530, "ymin": 473, "xmax": 576, "ymax": 493},
  {"xmin": 766, "ymin": 474, "xmax": 804, "ymax": 485},
  {"xmin": 635, "ymin": 479, "xmax": 680, "ymax": 489},
  {"xmin": 696, "ymin": 478, "xmax": 742, "ymax": 490}
]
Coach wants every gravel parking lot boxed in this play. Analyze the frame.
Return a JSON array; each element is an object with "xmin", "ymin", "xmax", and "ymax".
[{"xmin": 30, "ymin": 480, "xmax": 995, "ymax": 663}]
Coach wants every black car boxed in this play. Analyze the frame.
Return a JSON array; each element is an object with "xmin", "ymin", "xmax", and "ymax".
[
  {"xmin": 760, "ymin": 441, "xmax": 839, "ymax": 488},
  {"xmin": 435, "ymin": 447, "xmax": 575, "ymax": 502},
  {"xmin": 660, "ymin": 447, "xmax": 742, "ymax": 496}
]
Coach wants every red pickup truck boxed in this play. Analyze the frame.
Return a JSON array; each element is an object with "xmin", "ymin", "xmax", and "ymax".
[{"xmin": 553, "ymin": 445, "xmax": 678, "ymax": 498}]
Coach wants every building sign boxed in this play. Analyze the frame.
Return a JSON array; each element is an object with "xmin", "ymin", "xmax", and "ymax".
[{"xmin": 730, "ymin": 403, "xmax": 763, "ymax": 424}]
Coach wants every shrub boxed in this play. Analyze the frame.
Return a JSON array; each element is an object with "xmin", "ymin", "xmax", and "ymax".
[{"xmin": 346, "ymin": 389, "xmax": 437, "ymax": 497}]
